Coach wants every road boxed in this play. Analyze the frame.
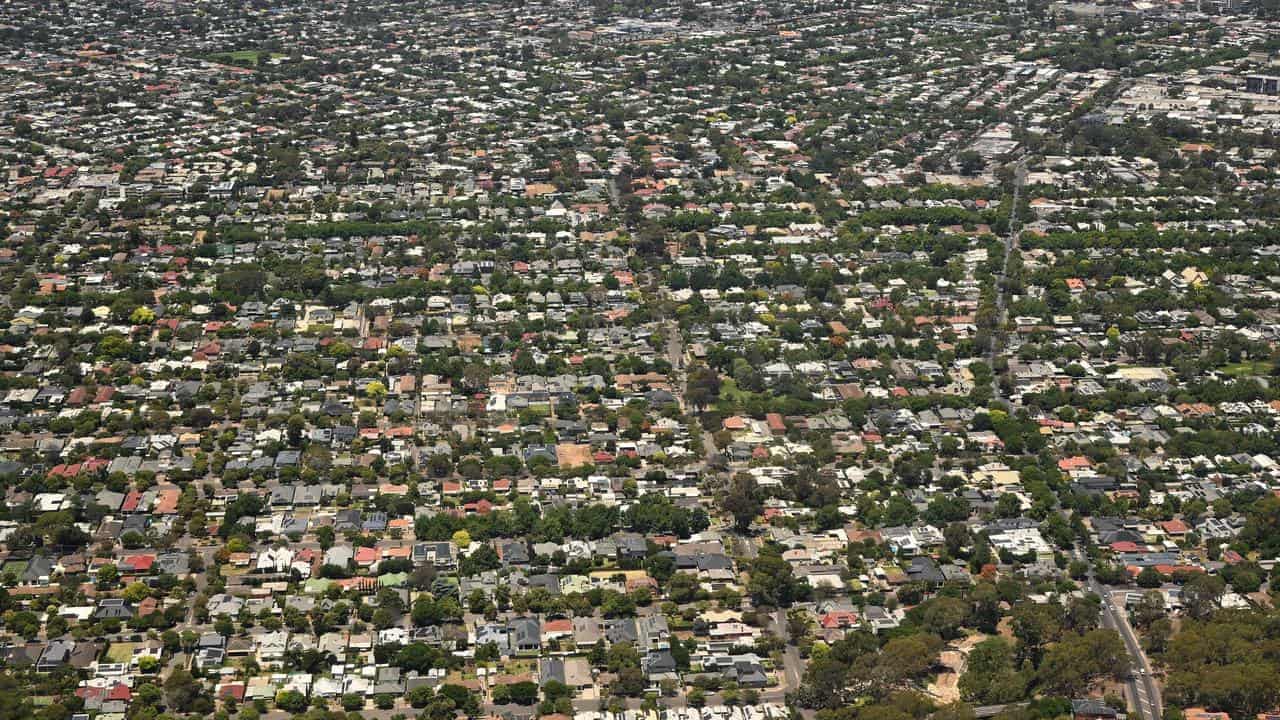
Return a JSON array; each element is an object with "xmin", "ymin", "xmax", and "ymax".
[
  {"xmin": 1087, "ymin": 576, "xmax": 1161, "ymax": 720},
  {"xmin": 665, "ymin": 319, "xmax": 684, "ymax": 376},
  {"xmin": 988, "ymin": 156, "xmax": 1027, "ymax": 407},
  {"xmin": 772, "ymin": 609, "xmax": 804, "ymax": 697},
  {"xmin": 664, "ymin": 318, "xmax": 723, "ymax": 470}
]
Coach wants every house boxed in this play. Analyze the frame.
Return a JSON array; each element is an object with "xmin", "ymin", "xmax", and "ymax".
[
  {"xmin": 36, "ymin": 640, "xmax": 75, "ymax": 672},
  {"xmin": 732, "ymin": 659, "xmax": 768, "ymax": 688},
  {"xmin": 509, "ymin": 617, "xmax": 541, "ymax": 653},
  {"xmin": 642, "ymin": 649, "xmax": 678, "ymax": 680},
  {"xmin": 605, "ymin": 617, "xmax": 638, "ymax": 646},
  {"xmin": 572, "ymin": 616, "xmax": 603, "ymax": 646},
  {"xmin": 636, "ymin": 613, "xmax": 670, "ymax": 652},
  {"xmin": 820, "ymin": 610, "xmax": 859, "ymax": 631},
  {"xmin": 256, "ymin": 630, "xmax": 289, "ymax": 664},
  {"xmin": 94, "ymin": 598, "xmax": 134, "ymax": 620},
  {"xmin": 541, "ymin": 617, "xmax": 573, "ymax": 644},
  {"xmin": 498, "ymin": 540, "xmax": 530, "ymax": 566},
  {"xmin": 474, "ymin": 623, "xmax": 512, "ymax": 655},
  {"xmin": 863, "ymin": 606, "xmax": 904, "ymax": 634},
  {"xmin": 609, "ymin": 532, "xmax": 648, "ymax": 560},
  {"xmin": 413, "ymin": 541, "xmax": 455, "ymax": 568},
  {"xmin": 906, "ymin": 556, "xmax": 946, "ymax": 585},
  {"xmin": 21, "ymin": 556, "xmax": 54, "ymax": 585},
  {"xmin": 539, "ymin": 656, "xmax": 593, "ymax": 691}
]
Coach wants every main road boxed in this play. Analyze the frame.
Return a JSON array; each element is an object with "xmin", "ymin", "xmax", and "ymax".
[
  {"xmin": 1087, "ymin": 575, "xmax": 1162, "ymax": 720},
  {"xmin": 989, "ymin": 156, "xmax": 1027, "ymax": 408}
]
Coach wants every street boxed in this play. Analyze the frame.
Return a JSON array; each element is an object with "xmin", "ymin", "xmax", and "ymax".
[
  {"xmin": 1087, "ymin": 576, "xmax": 1161, "ymax": 720},
  {"xmin": 988, "ymin": 156, "xmax": 1027, "ymax": 408}
]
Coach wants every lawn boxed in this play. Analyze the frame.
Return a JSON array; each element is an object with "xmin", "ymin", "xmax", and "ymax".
[
  {"xmin": 716, "ymin": 377, "xmax": 757, "ymax": 409},
  {"xmin": 207, "ymin": 50, "xmax": 286, "ymax": 66},
  {"xmin": 1221, "ymin": 360, "xmax": 1273, "ymax": 377},
  {"xmin": 445, "ymin": 669, "xmax": 479, "ymax": 684},
  {"xmin": 106, "ymin": 642, "xmax": 138, "ymax": 663},
  {"xmin": 501, "ymin": 659, "xmax": 537, "ymax": 674}
]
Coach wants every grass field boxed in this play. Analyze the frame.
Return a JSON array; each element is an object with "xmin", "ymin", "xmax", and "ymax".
[
  {"xmin": 717, "ymin": 377, "xmax": 755, "ymax": 405},
  {"xmin": 1222, "ymin": 360, "xmax": 1273, "ymax": 377},
  {"xmin": 106, "ymin": 642, "xmax": 138, "ymax": 663},
  {"xmin": 208, "ymin": 50, "xmax": 286, "ymax": 66},
  {"xmin": 1, "ymin": 560, "xmax": 26, "ymax": 577}
]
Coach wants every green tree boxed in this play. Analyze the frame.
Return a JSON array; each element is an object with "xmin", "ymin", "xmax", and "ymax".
[
  {"xmin": 722, "ymin": 473, "xmax": 762, "ymax": 532},
  {"xmin": 959, "ymin": 637, "xmax": 1028, "ymax": 704},
  {"xmin": 1181, "ymin": 573, "xmax": 1226, "ymax": 620},
  {"xmin": 97, "ymin": 564, "xmax": 119, "ymax": 587},
  {"xmin": 274, "ymin": 690, "xmax": 308, "ymax": 713},
  {"xmin": 746, "ymin": 549, "xmax": 805, "ymax": 607},
  {"xmin": 164, "ymin": 669, "xmax": 206, "ymax": 712},
  {"xmin": 1038, "ymin": 629, "xmax": 1128, "ymax": 696}
]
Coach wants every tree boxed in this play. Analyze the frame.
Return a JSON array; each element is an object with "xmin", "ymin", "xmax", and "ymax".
[
  {"xmin": 287, "ymin": 413, "xmax": 306, "ymax": 444},
  {"xmin": 130, "ymin": 307, "xmax": 156, "ymax": 324},
  {"xmin": 217, "ymin": 267, "xmax": 268, "ymax": 300},
  {"xmin": 612, "ymin": 666, "xmax": 646, "ymax": 697},
  {"xmin": 274, "ymin": 690, "xmax": 308, "ymax": 713},
  {"xmin": 687, "ymin": 688, "xmax": 706, "ymax": 708},
  {"xmin": 164, "ymin": 669, "xmax": 205, "ymax": 712},
  {"xmin": 1011, "ymin": 602, "xmax": 1063, "ymax": 664},
  {"xmin": 542, "ymin": 680, "xmax": 574, "ymax": 709},
  {"xmin": 396, "ymin": 643, "xmax": 443, "ymax": 674},
  {"xmin": 607, "ymin": 641, "xmax": 641, "ymax": 673},
  {"xmin": 97, "ymin": 563, "xmax": 119, "ymax": 587},
  {"xmin": 957, "ymin": 151, "xmax": 985, "ymax": 176},
  {"xmin": 373, "ymin": 607, "xmax": 396, "ymax": 629},
  {"xmin": 1164, "ymin": 610, "xmax": 1280, "ymax": 716},
  {"xmin": 935, "ymin": 702, "xmax": 977, "ymax": 720},
  {"xmin": 408, "ymin": 686, "xmax": 435, "ymax": 708},
  {"xmin": 316, "ymin": 525, "xmax": 335, "ymax": 550},
  {"xmin": 452, "ymin": 529, "xmax": 472, "ymax": 549},
  {"xmin": 5, "ymin": 611, "xmax": 40, "ymax": 639},
  {"xmin": 908, "ymin": 597, "xmax": 969, "ymax": 639},
  {"xmin": 873, "ymin": 634, "xmax": 943, "ymax": 689},
  {"xmin": 496, "ymin": 681, "xmax": 538, "ymax": 705},
  {"xmin": 436, "ymin": 684, "xmax": 479, "ymax": 716},
  {"xmin": 123, "ymin": 581, "xmax": 151, "ymax": 602},
  {"xmin": 1145, "ymin": 617, "xmax": 1173, "ymax": 655},
  {"xmin": 215, "ymin": 615, "xmax": 235, "ymax": 637},
  {"xmin": 959, "ymin": 637, "xmax": 1028, "ymax": 704},
  {"xmin": 460, "ymin": 543, "xmax": 500, "ymax": 575},
  {"xmin": 668, "ymin": 572, "xmax": 700, "ymax": 603},
  {"xmin": 476, "ymin": 641, "xmax": 500, "ymax": 663},
  {"xmin": 365, "ymin": 380, "xmax": 387, "ymax": 400},
  {"xmin": 746, "ymin": 549, "xmax": 804, "ymax": 607},
  {"xmin": 685, "ymin": 364, "xmax": 721, "ymax": 410},
  {"xmin": 1181, "ymin": 573, "xmax": 1225, "ymax": 620},
  {"xmin": 944, "ymin": 522, "xmax": 972, "ymax": 557},
  {"xmin": 797, "ymin": 633, "xmax": 875, "ymax": 710},
  {"xmin": 994, "ymin": 493, "xmax": 1021, "ymax": 519},
  {"xmin": 1038, "ymin": 629, "xmax": 1128, "ymax": 696},
  {"xmin": 1239, "ymin": 494, "xmax": 1280, "ymax": 557},
  {"xmin": 924, "ymin": 496, "xmax": 970, "ymax": 526},
  {"xmin": 1136, "ymin": 566, "xmax": 1163, "ymax": 588},
  {"xmin": 462, "ymin": 362, "xmax": 491, "ymax": 392},
  {"xmin": 722, "ymin": 473, "xmax": 762, "ymax": 532}
]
